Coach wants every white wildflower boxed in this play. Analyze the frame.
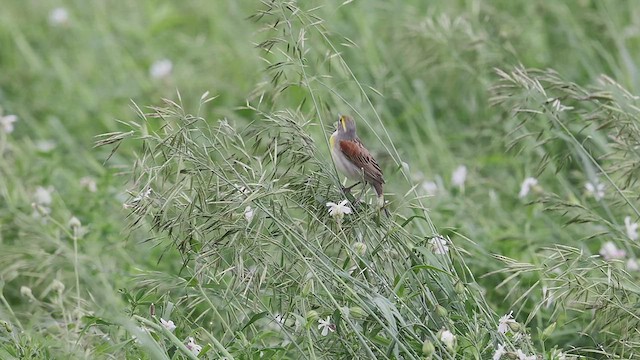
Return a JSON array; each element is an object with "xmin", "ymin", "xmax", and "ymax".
[
  {"xmin": 326, "ymin": 200, "xmax": 352, "ymax": 218},
  {"xmin": 49, "ymin": 8, "xmax": 69, "ymax": 26},
  {"xmin": 497, "ymin": 311, "xmax": 516, "ymax": 334},
  {"xmin": 429, "ymin": 236, "xmax": 449, "ymax": 255},
  {"xmin": 585, "ymin": 181, "xmax": 604, "ymax": 200},
  {"xmin": 79, "ymin": 177, "xmax": 97, "ymax": 193},
  {"xmin": 627, "ymin": 258, "xmax": 639, "ymax": 271},
  {"xmin": 551, "ymin": 349, "xmax": 566, "ymax": 360},
  {"xmin": 422, "ymin": 181, "xmax": 438, "ymax": 196},
  {"xmin": 185, "ymin": 337, "xmax": 202, "ymax": 355},
  {"xmin": 124, "ymin": 188, "xmax": 152, "ymax": 208},
  {"xmin": 515, "ymin": 349, "xmax": 536, "ymax": 360},
  {"xmin": 35, "ymin": 140, "xmax": 56, "ymax": 152},
  {"xmin": 599, "ymin": 241, "xmax": 626, "ymax": 260},
  {"xmin": 33, "ymin": 186, "xmax": 53, "ymax": 206},
  {"xmin": 160, "ymin": 318, "xmax": 176, "ymax": 332},
  {"xmin": 0, "ymin": 114, "xmax": 17, "ymax": 133},
  {"xmin": 439, "ymin": 329, "xmax": 456, "ymax": 349},
  {"xmin": 317, "ymin": 316, "xmax": 335, "ymax": 336},
  {"xmin": 150, "ymin": 59, "xmax": 173, "ymax": 79},
  {"xmin": 518, "ymin": 177, "xmax": 538, "ymax": 198},
  {"xmin": 51, "ymin": 279, "xmax": 65, "ymax": 294},
  {"xmin": 493, "ymin": 343, "xmax": 506, "ymax": 360},
  {"xmin": 20, "ymin": 286, "xmax": 34, "ymax": 301},
  {"xmin": 68, "ymin": 216, "xmax": 81, "ymax": 229},
  {"xmin": 274, "ymin": 313, "xmax": 285, "ymax": 325},
  {"xmin": 244, "ymin": 206, "xmax": 254, "ymax": 222},
  {"xmin": 625, "ymin": 216, "xmax": 638, "ymax": 241},
  {"xmin": 512, "ymin": 332, "xmax": 530, "ymax": 343},
  {"xmin": 452, "ymin": 165, "xmax": 467, "ymax": 189}
]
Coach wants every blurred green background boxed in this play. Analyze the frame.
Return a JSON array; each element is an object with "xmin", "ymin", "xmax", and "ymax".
[{"xmin": 1, "ymin": 0, "xmax": 640, "ymax": 358}]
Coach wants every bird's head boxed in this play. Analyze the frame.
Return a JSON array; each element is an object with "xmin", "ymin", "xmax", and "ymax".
[{"xmin": 337, "ymin": 114, "xmax": 357, "ymax": 137}]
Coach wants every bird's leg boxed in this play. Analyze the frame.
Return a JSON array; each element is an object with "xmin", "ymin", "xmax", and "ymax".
[
  {"xmin": 341, "ymin": 181, "xmax": 360, "ymax": 195},
  {"xmin": 355, "ymin": 184, "xmax": 369, "ymax": 203}
]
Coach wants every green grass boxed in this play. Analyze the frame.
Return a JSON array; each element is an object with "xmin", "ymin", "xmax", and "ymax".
[{"xmin": 2, "ymin": 0, "xmax": 640, "ymax": 359}]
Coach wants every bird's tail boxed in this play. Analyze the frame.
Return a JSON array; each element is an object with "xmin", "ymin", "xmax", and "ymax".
[{"xmin": 373, "ymin": 183, "xmax": 384, "ymax": 208}]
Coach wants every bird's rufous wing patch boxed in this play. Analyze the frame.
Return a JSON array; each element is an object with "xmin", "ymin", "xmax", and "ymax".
[{"xmin": 338, "ymin": 139, "xmax": 384, "ymax": 184}]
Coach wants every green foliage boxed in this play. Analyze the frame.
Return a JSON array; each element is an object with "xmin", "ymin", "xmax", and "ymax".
[{"xmin": 2, "ymin": 0, "xmax": 640, "ymax": 359}]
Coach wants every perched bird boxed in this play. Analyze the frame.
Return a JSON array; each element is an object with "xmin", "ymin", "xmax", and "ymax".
[{"xmin": 329, "ymin": 114, "xmax": 385, "ymax": 207}]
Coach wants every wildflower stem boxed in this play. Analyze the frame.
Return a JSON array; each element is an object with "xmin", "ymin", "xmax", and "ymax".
[{"xmin": 73, "ymin": 230, "xmax": 81, "ymax": 312}]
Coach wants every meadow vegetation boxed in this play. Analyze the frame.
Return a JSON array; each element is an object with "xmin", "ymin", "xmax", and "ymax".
[{"xmin": 1, "ymin": 1, "xmax": 640, "ymax": 359}]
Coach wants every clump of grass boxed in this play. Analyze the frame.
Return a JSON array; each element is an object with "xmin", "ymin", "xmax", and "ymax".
[
  {"xmin": 490, "ymin": 65, "xmax": 640, "ymax": 357},
  {"xmin": 92, "ymin": 3, "xmax": 563, "ymax": 359}
]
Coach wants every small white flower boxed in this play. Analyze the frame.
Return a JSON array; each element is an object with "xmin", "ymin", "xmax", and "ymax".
[
  {"xmin": 317, "ymin": 316, "xmax": 335, "ymax": 336},
  {"xmin": 497, "ymin": 311, "xmax": 516, "ymax": 334},
  {"xmin": 244, "ymin": 206, "xmax": 254, "ymax": 222},
  {"xmin": 493, "ymin": 343, "xmax": 506, "ymax": 360},
  {"xmin": 51, "ymin": 279, "xmax": 65, "ymax": 293},
  {"xmin": 20, "ymin": 286, "xmax": 34, "ymax": 301},
  {"xmin": 518, "ymin": 177, "xmax": 538, "ymax": 198},
  {"xmin": 274, "ymin": 313, "xmax": 285, "ymax": 325},
  {"xmin": 627, "ymin": 258, "xmax": 639, "ymax": 271},
  {"xmin": 599, "ymin": 241, "xmax": 626, "ymax": 260},
  {"xmin": 35, "ymin": 140, "xmax": 56, "ymax": 153},
  {"xmin": 0, "ymin": 114, "xmax": 17, "ymax": 133},
  {"xmin": 439, "ymin": 329, "xmax": 456, "ymax": 349},
  {"xmin": 124, "ymin": 188, "xmax": 152, "ymax": 208},
  {"xmin": 429, "ymin": 236, "xmax": 449, "ymax": 255},
  {"xmin": 585, "ymin": 181, "xmax": 605, "ymax": 200},
  {"xmin": 68, "ymin": 216, "xmax": 81, "ymax": 229},
  {"xmin": 551, "ymin": 349, "xmax": 566, "ymax": 360},
  {"xmin": 625, "ymin": 216, "xmax": 638, "ymax": 241},
  {"xmin": 160, "ymin": 318, "xmax": 176, "ymax": 332},
  {"xmin": 79, "ymin": 177, "xmax": 97, "ymax": 193},
  {"xmin": 33, "ymin": 186, "xmax": 53, "ymax": 206},
  {"xmin": 515, "ymin": 349, "xmax": 536, "ymax": 360},
  {"xmin": 452, "ymin": 165, "xmax": 467, "ymax": 189},
  {"xmin": 49, "ymin": 8, "xmax": 69, "ymax": 26},
  {"xmin": 422, "ymin": 181, "xmax": 438, "ymax": 196},
  {"xmin": 150, "ymin": 59, "xmax": 173, "ymax": 79},
  {"xmin": 401, "ymin": 162, "xmax": 410, "ymax": 172},
  {"xmin": 326, "ymin": 200, "xmax": 352, "ymax": 218},
  {"xmin": 185, "ymin": 337, "xmax": 202, "ymax": 355}
]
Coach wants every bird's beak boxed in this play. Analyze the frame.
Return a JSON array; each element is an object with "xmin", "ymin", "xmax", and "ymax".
[{"xmin": 339, "ymin": 115, "xmax": 347, "ymax": 132}]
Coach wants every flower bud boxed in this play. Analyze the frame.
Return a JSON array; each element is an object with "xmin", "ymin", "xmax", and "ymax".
[
  {"xmin": 508, "ymin": 321, "xmax": 521, "ymax": 333},
  {"xmin": 454, "ymin": 281, "xmax": 465, "ymax": 295},
  {"xmin": 352, "ymin": 242, "xmax": 367, "ymax": 256},
  {"xmin": 306, "ymin": 310, "xmax": 319, "ymax": 323},
  {"xmin": 302, "ymin": 279, "xmax": 314, "ymax": 296},
  {"xmin": 68, "ymin": 216, "xmax": 81, "ymax": 229},
  {"xmin": 422, "ymin": 339, "xmax": 435, "ymax": 356},
  {"xmin": 541, "ymin": 321, "xmax": 556, "ymax": 340},
  {"xmin": 51, "ymin": 279, "xmax": 65, "ymax": 294},
  {"xmin": 349, "ymin": 306, "xmax": 367, "ymax": 319}
]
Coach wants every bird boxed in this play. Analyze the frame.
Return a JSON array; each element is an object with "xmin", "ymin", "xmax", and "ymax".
[{"xmin": 329, "ymin": 114, "xmax": 385, "ymax": 207}]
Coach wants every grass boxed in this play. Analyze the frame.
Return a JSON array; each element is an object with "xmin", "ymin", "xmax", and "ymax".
[{"xmin": 2, "ymin": 0, "xmax": 640, "ymax": 359}]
